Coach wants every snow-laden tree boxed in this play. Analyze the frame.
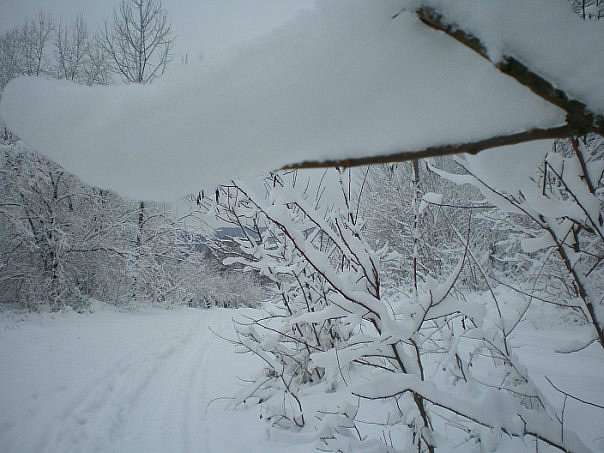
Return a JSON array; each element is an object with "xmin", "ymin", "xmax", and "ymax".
[
  {"xmin": 0, "ymin": 13, "xmax": 112, "ymax": 90},
  {"xmin": 81, "ymin": 35, "xmax": 112, "ymax": 86},
  {"xmin": 0, "ymin": 139, "xmax": 257, "ymax": 309},
  {"xmin": 0, "ymin": 29, "xmax": 22, "ymax": 90},
  {"xmin": 213, "ymin": 168, "xmax": 597, "ymax": 453},
  {"xmin": 430, "ymin": 136, "xmax": 604, "ymax": 352},
  {"xmin": 360, "ymin": 161, "xmax": 497, "ymax": 291},
  {"xmin": 18, "ymin": 11, "xmax": 54, "ymax": 79},
  {"xmin": 0, "ymin": 144, "xmax": 132, "ymax": 309},
  {"xmin": 0, "ymin": 12, "xmax": 54, "ymax": 90},
  {"xmin": 569, "ymin": 0, "xmax": 604, "ymax": 20}
]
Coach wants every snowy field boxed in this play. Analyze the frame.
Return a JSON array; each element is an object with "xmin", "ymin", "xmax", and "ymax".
[
  {"xmin": 0, "ymin": 303, "xmax": 602, "ymax": 453},
  {"xmin": 0, "ymin": 304, "xmax": 308, "ymax": 453}
]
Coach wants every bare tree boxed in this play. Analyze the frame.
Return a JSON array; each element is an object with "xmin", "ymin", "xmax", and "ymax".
[
  {"xmin": 21, "ymin": 11, "xmax": 54, "ymax": 77},
  {"xmin": 0, "ymin": 29, "xmax": 22, "ymax": 89},
  {"xmin": 82, "ymin": 35, "xmax": 112, "ymax": 86},
  {"xmin": 55, "ymin": 15, "xmax": 88, "ymax": 81},
  {"xmin": 101, "ymin": 0, "xmax": 173, "ymax": 84}
]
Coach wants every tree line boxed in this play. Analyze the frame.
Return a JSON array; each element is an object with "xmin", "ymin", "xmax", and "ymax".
[
  {"xmin": 0, "ymin": 0, "xmax": 263, "ymax": 310},
  {"xmin": 0, "ymin": 0, "xmax": 174, "ymax": 90}
]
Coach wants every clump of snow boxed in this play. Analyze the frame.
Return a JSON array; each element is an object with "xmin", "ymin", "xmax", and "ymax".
[
  {"xmin": 0, "ymin": 0, "xmax": 566, "ymax": 201},
  {"xmin": 463, "ymin": 140, "xmax": 550, "ymax": 195},
  {"xmin": 419, "ymin": 191, "xmax": 443, "ymax": 213}
]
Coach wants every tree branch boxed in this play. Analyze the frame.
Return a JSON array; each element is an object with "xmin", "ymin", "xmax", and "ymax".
[
  {"xmin": 282, "ymin": 125, "xmax": 571, "ymax": 170},
  {"xmin": 415, "ymin": 6, "xmax": 604, "ymax": 136},
  {"xmin": 283, "ymin": 6, "xmax": 603, "ymax": 171}
]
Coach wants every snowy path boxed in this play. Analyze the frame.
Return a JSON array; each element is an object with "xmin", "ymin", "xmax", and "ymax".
[
  {"xmin": 1, "ymin": 305, "xmax": 603, "ymax": 452},
  {"xmin": 0, "ymin": 306, "xmax": 307, "ymax": 453}
]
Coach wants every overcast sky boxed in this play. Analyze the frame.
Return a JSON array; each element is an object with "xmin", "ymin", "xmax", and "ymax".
[{"xmin": 0, "ymin": 0, "xmax": 314, "ymax": 61}]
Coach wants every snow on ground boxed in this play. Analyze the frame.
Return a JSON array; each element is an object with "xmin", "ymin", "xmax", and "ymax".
[
  {"xmin": 0, "ymin": 303, "xmax": 307, "ymax": 453},
  {"xmin": 510, "ymin": 328, "xmax": 604, "ymax": 452},
  {"xmin": 0, "ymin": 303, "xmax": 602, "ymax": 453}
]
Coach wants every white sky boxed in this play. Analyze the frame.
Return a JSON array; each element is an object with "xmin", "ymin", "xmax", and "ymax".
[{"xmin": 0, "ymin": 0, "xmax": 314, "ymax": 61}]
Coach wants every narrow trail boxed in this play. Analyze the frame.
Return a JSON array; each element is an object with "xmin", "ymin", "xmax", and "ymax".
[
  {"xmin": 0, "ymin": 306, "xmax": 308, "ymax": 453},
  {"xmin": 34, "ymin": 310, "xmax": 204, "ymax": 453}
]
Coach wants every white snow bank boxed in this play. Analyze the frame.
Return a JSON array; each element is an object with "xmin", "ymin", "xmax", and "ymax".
[{"xmin": 0, "ymin": 0, "xmax": 571, "ymax": 201}]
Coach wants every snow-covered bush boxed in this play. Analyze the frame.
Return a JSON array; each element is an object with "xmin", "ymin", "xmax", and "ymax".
[
  {"xmin": 430, "ymin": 136, "xmax": 604, "ymax": 352},
  {"xmin": 215, "ymin": 166, "xmax": 598, "ymax": 452}
]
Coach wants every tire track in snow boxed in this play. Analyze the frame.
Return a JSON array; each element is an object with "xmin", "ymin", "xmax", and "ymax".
[
  {"xmin": 97, "ymin": 320, "xmax": 201, "ymax": 453},
  {"xmin": 181, "ymin": 316, "xmax": 210, "ymax": 453},
  {"xmin": 98, "ymin": 311, "xmax": 206, "ymax": 453},
  {"xmin": 32, "ymin": 352, "xmax": 137, "ymax": 453},
  {"xmin": 37, "ymin": 313, "xmax": 201, "ymax": 453},
  {"xmin": 198, "ymin": 314, "xmax": 239, "ymax": 453}
]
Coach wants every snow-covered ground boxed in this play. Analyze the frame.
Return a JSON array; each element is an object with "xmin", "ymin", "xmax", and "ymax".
[
  {"xmin": 509, "ymin": 328, "xmax": 604, "ymax": 452},
  {"xmin": 0, "ymin": 304, "xmax": 307, "ymax": 453},
  {"xmin": 0, "ymin": 303, "xmax": 602, "ymax": 453}
]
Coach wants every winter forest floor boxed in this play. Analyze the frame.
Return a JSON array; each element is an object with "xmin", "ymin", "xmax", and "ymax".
[{"xmin": 0, "ymin": 303, "xmax": 603, "ymax": 453}]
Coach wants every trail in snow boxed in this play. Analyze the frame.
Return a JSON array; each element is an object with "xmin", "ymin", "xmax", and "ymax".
[
  {"xmin": 2, "ymin": 304, "xmax": 602, "ymax": 453},
  {"xmin": 0, "ymin": 305, "xmax": 307, "ymax": 453}
]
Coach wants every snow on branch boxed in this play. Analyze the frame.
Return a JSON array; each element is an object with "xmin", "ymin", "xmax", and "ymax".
[
  {"xmin": 353, "ymin": 374, "xmax": 594, "ymax": 453},
  {"xmin": 2, "ymin": 1, "xmax": 583, "ymax": 200},
  {"xmin": 283, "ymin": 125, "xmax": 573, "ymax": 170},
  {"xmin": 414, "ymin": 6, "xmax": 604, "ymax": 137},
  {"xmin": 286, "ymin": 2, "xmax": 604, "ymax": 171}
]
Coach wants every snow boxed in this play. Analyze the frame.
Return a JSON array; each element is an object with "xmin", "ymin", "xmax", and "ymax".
[
  {"xmin": 0, "ymin": 304, "xmax": 308, "ymax": 453},
  {"xmin": 510, "ymin": 328, "xmax": 604, "ymax": 452},
  {"xmin": 351, "ymin": 320, "xmax": 604, "ymax": 453},
  {"xmin": 0, "ymin": 0, "xmax": 570, "ymax": 201},
  {"xmin": 413, "ymin": 0, "xmax": 604, "ymax": 115},
  {"xmin": 0, "ymin": 302, "xmax": 603, "ymax": 452},
  {"xmin": 463, "ymin": 140, "xmax": 551, "ymax": 195}
]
